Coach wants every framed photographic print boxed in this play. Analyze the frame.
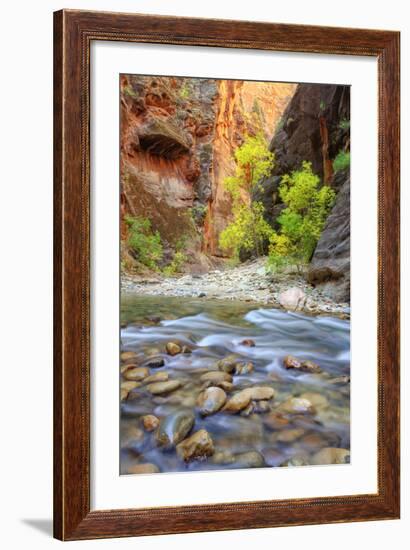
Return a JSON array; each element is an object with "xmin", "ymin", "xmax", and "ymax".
[{"xmin": 54, "ymin": 9, "xmax": 400, "ymax": 540}]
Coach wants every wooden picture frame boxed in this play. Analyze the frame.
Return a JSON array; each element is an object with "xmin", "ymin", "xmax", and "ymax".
[{"xmin": 53, "ymin": 9, "xmax": 400, "ymax": 541}]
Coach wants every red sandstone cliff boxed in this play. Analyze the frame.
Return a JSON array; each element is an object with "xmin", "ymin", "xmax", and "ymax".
[{"xmin": 120, "ymin": 75, "xmax": 295, "ymax": 270}]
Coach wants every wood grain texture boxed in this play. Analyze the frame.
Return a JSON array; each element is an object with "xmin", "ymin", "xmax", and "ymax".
[{"xmin": 53, "ymin": 9, "xmax": 400, "ymax": 541}]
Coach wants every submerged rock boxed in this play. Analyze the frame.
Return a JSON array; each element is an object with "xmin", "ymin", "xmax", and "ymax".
[
  {"xmin": 300, "ymin": 360, "xmax": 322, "ymax": 374},
  {"xmin": 311, "ymin": 447, "xmax": 350, "ymax": 465},
  {"xmin": 274, "ymin": 428, "xmax": 305, "ymax": 443},
  {"xmin": 300, "ymin": 392, "xmax": 329, "ymax": 410},
  {"xmin": 328, "ymin": 375, "xmax": 350, "ymax": 386},
  {"xmin": 127, "ymin": 463, "xmax": 160, "ymax": 474},
  {"xmin": 262, "ymin": 448, "xmax": 285, "ymax": 467},
  {"xmin": 121, "ymin": 425, "xmax": 144, "ymax": 448},
  {"xmin": 146, "ymin": 380, "xmax": 182, "ymax": 395},
  {"xmin": 283, "ymin": 355, "xmax": 321, "ymax": 374},
  {"xmin": 262, "ymin": 411, "xmax": 291, "ymax": 430},
  {"xmin": 217, "ymin": 354, "xmax": 240, "ymax": 374},
  {"xmin": 283, "ymin": 355, "xmax": 301, "ymax": 369},
  {"xmin": 141, "ymin": 414, "xmax": 160, "ymax": 432},
  {"xmin": 156, "ymin": 411, "xmax": 195, "ymax": 449},
  {"xmin": 197, "ymin": 387, "xmax": 227, "ymax": 416},
  {"xmin": 252, "ymin": 400, "xmax": 271, "ymax": 414},
  {"xmin": 211, "ymin": 450, "xmax": 236, "ymax": 465},
  {"xmin": 235, "ymin": 362, "xmax": 254, "ymax": 375},
  {"xmin": 231, "ymin": 451, "xmax": 266, "ymax": 469},
  {"xmin": 176, "ymin": 429, "xmax": 214, "ymax": 462},
  {"xmin": 278, "ymin": 397, "xmax": 316, "ymax": 415}
]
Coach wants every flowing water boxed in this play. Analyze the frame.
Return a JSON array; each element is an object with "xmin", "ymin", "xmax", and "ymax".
[{"xmin": 120, "ymin": 295, "xmax": 350, "ymax": 474}]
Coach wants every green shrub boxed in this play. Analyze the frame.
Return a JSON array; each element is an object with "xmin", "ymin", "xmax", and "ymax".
[
  {"xmin": 219, "ymin": 133, "xmax": 275, "ymax": 259},
  {"xmin": 220, "ymin": 202, "xmax": 274, "ymax": 260},
  {"xmin": 339, "ymin": 118, "xmax": 350, "ymax": 130},
  {"xmin": 333, "ymin": 150, "xmax": 350, "ymax": 172},
  {"xmin": 125, "ymin": 215, "xmax": 163, "ymax": 270},
  {"xmin": 179, "ymin": 82, "xmax": 190, "ymax": 99},
  {"xmin": 267, "ymin": 161, "xmax": 336, "ymax": 271},
  {"xmin": 162, "ymin": 251, "xmax": 187, "ymax": 276},
  {"xmin": 122, "ymin": 85, "xmax": 137, "ymax": 99}
]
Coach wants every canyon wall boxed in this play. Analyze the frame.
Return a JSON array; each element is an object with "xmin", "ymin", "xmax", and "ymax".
[
  {"xmin": 255, "ymin": 83, "xmax": 351, "ymax": 300},
  {"xmin": 120, "ymin": 75, "xmax": 295, "ymax": 269},
  {"xmin": 120, "ymin": 75, "xmax": 217, "ymax": 271}
]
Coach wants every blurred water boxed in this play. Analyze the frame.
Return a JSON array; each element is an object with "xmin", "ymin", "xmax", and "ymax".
[{"xmin": 120, "ymin": 295, "xmax": 350, "ymax": 474}]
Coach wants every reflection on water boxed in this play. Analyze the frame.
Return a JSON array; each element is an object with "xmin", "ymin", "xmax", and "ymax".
[{"xmin": 120, "ymin": 295, "xmax": 350, "ymax": 474}]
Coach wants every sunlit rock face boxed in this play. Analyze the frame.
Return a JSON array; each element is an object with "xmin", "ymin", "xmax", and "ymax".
[
  {"xmin": 120, "ymin": 75, "xmax": 218, "ymax": 270},
  {"xmin": 120, "ymin": 75, "xmax": 296, "ymax": 266}
]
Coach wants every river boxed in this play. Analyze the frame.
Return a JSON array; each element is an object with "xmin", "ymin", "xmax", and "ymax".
[{"xmin": 120, "ymin": 295, "xmax": 350, "ymax": 474}]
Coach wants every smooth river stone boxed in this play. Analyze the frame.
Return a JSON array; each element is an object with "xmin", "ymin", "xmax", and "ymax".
[
  {"xmin": 141, "ymin": 414, "xmax": 160, "ymax": 432},
  {"xmin": 299, "ymin": 360, "xmax": 321, "ymax": 374},
  {"xmin": 127, "ymin": 463, "xmax": 160, "ymax": 474},
  {"xmin": 121, "ymin": 351, "xmax": 139, "ymax": 362},
  {"xmin": 231, "ymin": 451, "xmax": 266, "ymax": 469},
  {"xmin": 223, "ymin": 386, "xmax": 275, "ymax": 413},
  {"xmin": 121, "ymin": 363, "xmax": 138, "ymax": 374},
  {"xmin": 166, "ymin": 342, "xmax": 182, "ymax": 356},
  {"xmin": 197, "ymin": 387, "xmax": 227, "ymax": 416},
  {"xmin": 274, "ymin": 428, "xmax": 305, "ymax": 443},
  {"xmin": 143, "ymin": 371, "xmax": 169, "ymax": 385},
  {"xmin": 300, "ymin": 392, "xmax": 329, "ymax": 410},
  {"xmin": 247, "ymin": 386, "xmax": 275, "ymax": 400},
  {"xmin": 123, "ymin": 366, "xmax": 150, "ymax": 381},
  {"xmin": 120, "ymin": 425, "xmax": 144, "ymax": 448},
  {"xmin": 156, "ymin": 411, "xmax": 195, "ymax": 449},
  {"xmin": 200, "ymin": 371, "xmax": 233, "ymax": 384},
  {"xmin": 146, "ymin": 380, "xmax": 182, "ymax": 395},
  {"xmin": 278, "ymin": 396, "xmax": 316, "ymax": 415},
  {"xmin": 121, "ymin": 380, "xmax": 141, "ymax": 392},
  {"xmin": 223, "ymin": 389, "xmax": 252, "ymax": 413},
  {"xmin": 311, "ymin": 447, "xmax": 350, "ymax": 465},
  {"xmin": 262, "ymin": 412, "xmax": 291, "ymax": 430},
  {"xmin": 176, "ymin": 429, "xmax": 214, "ymax": 462}
]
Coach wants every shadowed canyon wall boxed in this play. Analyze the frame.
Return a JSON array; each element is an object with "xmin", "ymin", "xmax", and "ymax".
[{"xmin": 255, "ymin": 83, "xmax": 351, "ymax": 300}]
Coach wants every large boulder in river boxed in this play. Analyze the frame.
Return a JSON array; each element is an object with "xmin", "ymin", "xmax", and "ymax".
[{"xmin": 307, "ymin": 172, "xmax": 350, "ymax": 302}]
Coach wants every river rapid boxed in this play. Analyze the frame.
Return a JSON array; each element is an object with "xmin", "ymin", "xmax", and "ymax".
[{"xmin": 120, "ymin": 295, "xmax": 350, "ymax": 474}]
